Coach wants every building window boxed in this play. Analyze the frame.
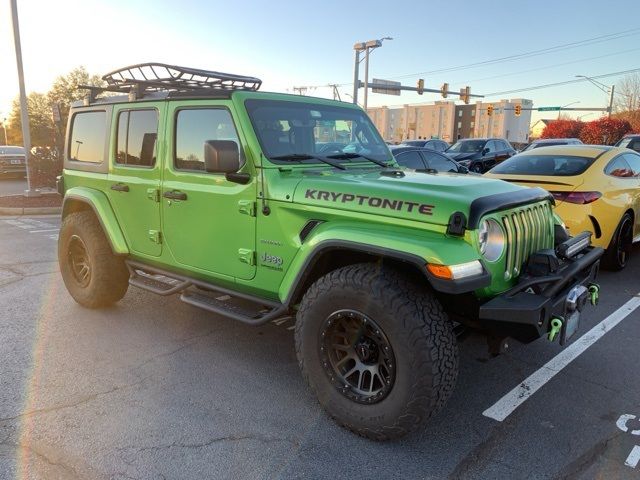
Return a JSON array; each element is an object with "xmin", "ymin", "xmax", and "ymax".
[
  {"xmin": 471, "ymin": 121, "xmax": 475, "ymax": 128},
  {"xmin": 457, "ymin": 121, "xmax": 462, "ymax": 128},
  {"xmin": 471, "ymin": 109, "xmax": 476, "ymax": 116},
  {"xmin": 458, "ymin": 110, "xmax": 462, "ymax": 117}
]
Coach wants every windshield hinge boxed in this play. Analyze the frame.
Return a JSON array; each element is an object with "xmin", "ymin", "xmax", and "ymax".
[{"xmin": 238, "ymin": 200, "xmax": 256, "ymax": 217}]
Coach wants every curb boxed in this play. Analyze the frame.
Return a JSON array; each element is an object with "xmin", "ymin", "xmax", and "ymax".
[{"xmin": 0, "ymin": 206, "xmax": 61, "ymax": 216}]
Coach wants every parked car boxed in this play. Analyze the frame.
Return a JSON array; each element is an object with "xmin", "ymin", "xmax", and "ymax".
[
  {"xmin": 521, "ymin": 138, "xmax": 583, "ymax": 151},
  {"xmin": 400, "ymin": 139, "xmax": 449, "ymax": 152},
  {"xmin": 445, "ymin": 138, "xmax": 516, "ymax": 173},
  {"xmin": 389, "ymin": 145, "xmax": 468, "ymax": 173},
  {"xmin": 615, "ymin": 134, "xmax": 640, "ymax": 153},
  {"xmin": 0, "ymin": 146, "xmax": 26, "ymax": 178},
  {"xmin": 485, "ymin": 145, "xmax": 640, "ymax": 270},
  {"xmin": 57, "ymin": 62, "xmax": 603, "ymax": 440}
]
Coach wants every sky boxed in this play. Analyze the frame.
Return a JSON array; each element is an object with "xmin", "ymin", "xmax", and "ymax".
[{"xmin": 1, "ymin": 0, "xmax": 640, "ymax": 126}]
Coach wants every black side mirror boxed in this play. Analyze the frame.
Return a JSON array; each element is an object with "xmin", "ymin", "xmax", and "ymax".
[
  {"xmin": 204, "ymin": 140, "xmax": 241, "ymax": 174},
  {"xmin": 458, "ymin": 165, "xmax": 469, "ymax": 174},
  {"xmin": 482, "ymin": 147, "xmax": 489, "ymax": 156}
]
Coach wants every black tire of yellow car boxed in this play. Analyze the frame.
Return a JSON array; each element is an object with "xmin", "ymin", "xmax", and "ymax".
[
  {"xmin": 294, "ymin": 263, "xmax": 458, "ymax": 441},
  {"xmin": 603, "ymin": 213, "xmax": 633, "ymax": 271},
  {"xmin": 58, "ymin": 211, "xmax": 129, "ymax": 307}
]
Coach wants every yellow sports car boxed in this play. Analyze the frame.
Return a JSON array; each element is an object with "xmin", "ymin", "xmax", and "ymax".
[{"xmin": 485, "ymin": 145, "xmax": 640, "ymax": 270}]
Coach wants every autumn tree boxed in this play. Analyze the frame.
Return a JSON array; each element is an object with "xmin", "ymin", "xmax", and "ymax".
[
  {"xmin": 6, "ymin": 92, "xmax": 55, "ymax": 147},
  {"xmin": 540, "ymin": 119, "xmax": 584, "ymax": 139},
  {"xmin": 579, "ymin": 117, "xmax": 633, "ymax": 145},
  {"xmin": 6, "ymin": 66, "xmax": 104, "ymax": 148}
]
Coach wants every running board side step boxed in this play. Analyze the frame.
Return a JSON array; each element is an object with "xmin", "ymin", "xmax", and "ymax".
[{"xmin": 125, "ymin": 260, "xmax": 288, "ymax": 326}]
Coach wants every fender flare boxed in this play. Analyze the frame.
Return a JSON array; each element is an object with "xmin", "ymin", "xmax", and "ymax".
[{"xmin": 62, "ymin": 187, "xmax": 129, "ymax": 255}]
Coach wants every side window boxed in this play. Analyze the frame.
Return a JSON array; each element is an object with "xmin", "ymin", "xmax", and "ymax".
[
  {"xmin": 425, "ymin": 151, "xmax": 458, "ymax": 173},
  {"xmin": 116, "ymin": 110, "xmax": 158, "ymax": 167},
  {"xmin": 500, "ymin": 141, "xmax": 511, "ymax": 151},
  {"xmin": 629, "ymin": 140, "xmax": 640, "ymax": 153},
  {"xmin": 484, "ymin": 141, "xmax": 496, "ymax": 153},
  {"xmin": 175, "ymin": 109, "xmax": 241, "ymax": 172},
  {"xmin": 69, "ymin": 111, "xmax": 106, "ymax": 163},
  {"xmin": 623, "ymin": 153, "xmax": 640, "ymax": 177},
  {"xmin": 395, "ymin": 151, "xmax": 425, "ymax": 169},
  {"xmin": 604, "ymin": 155, "xmax": 634, "ymax": 178}
]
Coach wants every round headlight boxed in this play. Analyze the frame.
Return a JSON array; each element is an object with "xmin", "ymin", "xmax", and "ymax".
[{"xmin": 478, "ymin": 219, "xmax": 505, "ymax": 262}]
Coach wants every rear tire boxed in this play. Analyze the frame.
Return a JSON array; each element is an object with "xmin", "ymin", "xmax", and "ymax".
[
  {"xmin": 58, "ymin": 211, "xmax": 129, "ymax": 307},
  {"xmin": 603, "ymin": 213, "xmax": 633, "ymax": 271},
  {"xmin": 295, "ymin": 263, "xmax": 458, "ymax": 440}
]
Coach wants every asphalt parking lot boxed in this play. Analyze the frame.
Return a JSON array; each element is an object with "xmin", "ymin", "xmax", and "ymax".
[
  {"xmin": 0, "ymin": 214, "xmax": 639, "ymax": 480},
  {"xmin": 0, "ymin": 178, "xmax": 27, "ymax": 197}
]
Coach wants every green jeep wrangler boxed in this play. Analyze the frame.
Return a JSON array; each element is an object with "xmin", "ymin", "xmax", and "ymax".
[{"xmin": 57, "ymin": 63, "xmax": 603, "ymax": 440}]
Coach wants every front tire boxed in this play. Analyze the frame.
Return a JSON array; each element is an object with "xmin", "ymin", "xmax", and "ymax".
[
  {"xmin": 295, "ymin": 263, "xmax": 458, "ymax": 440},
  {"xmin": 603, "ymin": 213, "xmax": 633, "ymax": 271},
  {"xmin": 58, "ymin": 211, "xmax": 129, "ymax": 308}
]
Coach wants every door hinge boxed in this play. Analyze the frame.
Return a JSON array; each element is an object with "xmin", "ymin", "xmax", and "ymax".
[
  {"xmin": 147, "ymin": 188, "xmax": 160, "ymax": 202},
  {"xmin": 148, "ymin": 230, "xmax": 162, "ymax": 244},
  {"xmin": 238, "ymin": 200, "xmax": 256, "ymax": 217},
  {"xmin": 238, "ymin": 248, "xmax": 256, "ymax": 266}
]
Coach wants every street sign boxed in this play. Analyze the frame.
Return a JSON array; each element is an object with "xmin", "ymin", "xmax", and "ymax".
[
  {"xmin": 537, "ymin": 106, "xmax": 561, "ymax": 111},
  {"xmin": 372, "ymin": 78, "xmax": 401, "ymax": 96}
]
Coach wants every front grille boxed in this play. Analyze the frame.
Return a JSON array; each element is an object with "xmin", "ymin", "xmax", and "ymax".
[{"xmin": 501, "ymin": 202, "xmax": 554, "ymax": 280}]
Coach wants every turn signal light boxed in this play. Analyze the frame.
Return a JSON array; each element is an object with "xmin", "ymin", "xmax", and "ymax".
[
  {"xmin": 427, "ymin": 260, "xmax": 483, "ymax": 280},
  {"xmin": 550, "ymin": 191, "xmax": 601, "ymax": 204}
]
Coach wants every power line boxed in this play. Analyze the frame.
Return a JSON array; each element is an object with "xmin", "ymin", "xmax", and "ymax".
[
  {"xmin": 483, "ymin": 67, "xmax": 640, "ymax": 97},
  {"xmin": 386, "ymin": 27, "xmax": 640, "ymax": 79}
]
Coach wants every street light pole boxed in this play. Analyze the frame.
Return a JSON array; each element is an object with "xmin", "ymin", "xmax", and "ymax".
[
  {"xmin": 352, "ymin": 37, "xmax": 392, "ymax": 111},
  {"xmin": 608, "ymin": 84, "xmax": 615, "ymax": 118},
  {"xmin": 10, "ymin": 0, "xmax": 37, "ymax": 196}
]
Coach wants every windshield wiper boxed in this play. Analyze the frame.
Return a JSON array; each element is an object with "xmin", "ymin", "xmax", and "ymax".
[
  {"xmin": 269, "ymin": 153, "xmax": 346, "ymax": 170},
  {"xmin": 325, "ymin": 152, "xmax": 391, "ymax": 168}
]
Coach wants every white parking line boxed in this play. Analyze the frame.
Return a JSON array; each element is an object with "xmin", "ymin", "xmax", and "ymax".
[
  {"xmin": 483, "ymin": 294, "xmax": 640, "ymax": 422},
  {"xmin": 29, "ymin": 229, "xmax": 59, "ymax": 233},
  {"xmin": 625, "ymin": 446, "xmax": 640, "ymax": 469}
]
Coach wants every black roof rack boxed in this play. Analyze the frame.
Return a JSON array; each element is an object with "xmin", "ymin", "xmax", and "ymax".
[{"xmin": 78, "ymin": 62, "xmax": 262, "ymax": 103}]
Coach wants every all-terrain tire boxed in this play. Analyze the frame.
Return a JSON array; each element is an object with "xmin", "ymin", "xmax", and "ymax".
[
  {"xmin": 602, "ymin": 213, "xmax": 633, "ymax": 271},
  {"xmin": 295, "ymin": 263, "xmax": 458, "ymax": 440},
  {"xmin": 58, "ymin": 211, "xmax": 129, "ymax": 308}
]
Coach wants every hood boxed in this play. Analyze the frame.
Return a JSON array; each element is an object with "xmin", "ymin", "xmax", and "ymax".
[
  {"xmin": 292, "ymin": 169, "xmax": 526, "ymax": 226},
  {"xmin": 448, "ymin": 152, "xmax": 478, "ymax": 161}
]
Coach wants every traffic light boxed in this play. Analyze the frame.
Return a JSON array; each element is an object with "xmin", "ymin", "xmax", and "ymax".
[
  {"xmin": 459, "ymin": 86, "xmax": 470, "ymax": 104},
  {"xmin": 417, "ymin": 78, "xmax": 424, "ymax": 95},
  {"xmin": 515, "ymin": 104, "xmax": 522, "ymax": 116},
  {"xmin": 487, "ymin": 104, "xmax": 494, "ymax": 116},
  {"xmin": 441, "ymin": 83, "xmax": 449, "ymax": 98}
]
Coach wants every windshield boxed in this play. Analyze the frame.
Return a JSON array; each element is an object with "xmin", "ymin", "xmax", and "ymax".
[
  {"xmin": 245, "ymin": 99, "xmax": 391, "ymax": 164},
  {"xmin": 0, "ymin": 146, "xmax": 25, "ymax": 155},
  {"xmin": 446, "ymin": 140, "xmax": 485, "ymax": 153},
  {"xmin": 490, "ymin": 154, "xmax": 594, "ymax": 176}
]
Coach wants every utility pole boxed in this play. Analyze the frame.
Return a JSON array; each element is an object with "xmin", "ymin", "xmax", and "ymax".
[
  {"xmin": 608, "ymin": 84, "xmax": 615, "ymax": 118},
  {"xmin": 352, "ymin": 48, "xmax": 361, "ymax": 105},
  {"xmin": 10, "ymin": 0, "xmax": 37, "ymax": 196}
]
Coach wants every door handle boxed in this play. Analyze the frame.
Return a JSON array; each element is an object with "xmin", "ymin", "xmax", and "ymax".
[
  {"xmin": 111, "ymin": 183, "xmax": 129, "ymax": 192},
  {"xmin": 163, "ymin": 190, "xmax": 187, "ymax": 201}
]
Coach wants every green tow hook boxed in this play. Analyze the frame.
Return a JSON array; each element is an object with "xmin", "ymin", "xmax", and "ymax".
[
  {"xmin": 548, "ymin": 317, "xmax": 563, "ymax": 342},
  {"xmin": 588, "ymin": 283, "xmax": 600, "ymax": 306}
]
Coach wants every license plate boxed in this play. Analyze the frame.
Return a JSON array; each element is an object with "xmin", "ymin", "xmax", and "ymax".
[
  {"xmin": 10, "ymin": 159, "xmax": 22, "ymax": 165},
  {"xmin": 560, "ymin": 311, "xmax": 580, "ymax": 345}
]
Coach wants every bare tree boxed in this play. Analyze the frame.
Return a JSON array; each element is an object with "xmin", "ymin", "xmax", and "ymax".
[{"xmin": 614, "ymin": 73, "xmax": 640, "ymax": 113}]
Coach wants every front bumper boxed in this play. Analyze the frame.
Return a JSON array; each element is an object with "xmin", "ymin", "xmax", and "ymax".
[{"xmin": 478, "ymin": 245, "xmax": 603, "ymax": 343}]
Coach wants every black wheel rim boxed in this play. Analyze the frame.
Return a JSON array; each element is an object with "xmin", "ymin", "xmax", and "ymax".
[
  {"xmin": 617, "ymin": 217, "xmax": 633, "ymax": 267},
  {"xmin": 320, "ymin": 309, "xmax": 396, "ymax": 404},
  {"xmin": 68, "ymin": 235, "xmax": 91, "ymax": 287}
]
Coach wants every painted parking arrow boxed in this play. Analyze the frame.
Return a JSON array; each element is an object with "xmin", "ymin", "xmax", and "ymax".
[
  {"xmin": 617, "ymin": 414, "xmax": 640, "ymax": 435},
  {"xmin": 625, "ymin": 446, "xmax": 640, "ymax": 468}
]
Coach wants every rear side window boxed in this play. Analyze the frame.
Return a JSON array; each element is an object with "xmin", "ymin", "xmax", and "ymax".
[
  {"xmin": 491, "ymin": 154, "xmax": 594, "ymax": 176},
  {"xmin": 69, "ymin": 111, "xmax": 106, "ymax": 163},
  {"xmin": 605, "ymin": 156, "xmax": 634, "ymax": 178},
  {"xmin": 175, "ymin": 109, "xmax": 241, "ymax": 172},
  {"xmin": 116, "ymin": 109, "xmax": 158, "ymax": 167},
  {"xmin": 395, "ymin": 151, "xmax": 425, "ymax": 169},
  {"xmin": 622, "ymin": 153, "xmax": 640, "ymax": 177}
]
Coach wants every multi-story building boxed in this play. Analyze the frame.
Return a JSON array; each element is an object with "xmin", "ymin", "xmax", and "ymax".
[
  {"xmin": 368, "ymin": 98, "xmax": 533, "ymax": 144},
  {"xmin": 367, "ymin": 101, "xmax": 456, "ymax": 143},
  {"xmin": 473, "ymin": 99, "xmax": 533, "ymax": 144}
]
